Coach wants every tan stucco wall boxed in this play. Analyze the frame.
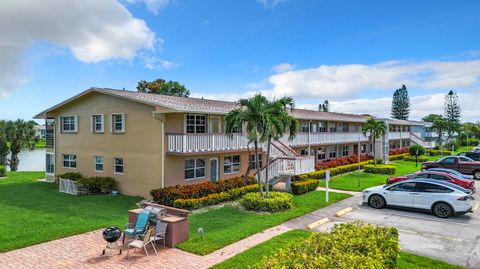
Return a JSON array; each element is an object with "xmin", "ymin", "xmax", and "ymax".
[
  {"xmin": 164, "ymin": 113, "xmax": 184, "ymax": 133},
  {"xmin": 47, "ymin": 92, "xmax": 164, "ymax": 197}
]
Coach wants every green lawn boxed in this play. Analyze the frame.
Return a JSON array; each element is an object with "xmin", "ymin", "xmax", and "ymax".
[
  {"xmin": 0, "ymin": 172, "xmax": 141, "ymax": 252},
  {"xmin": 176, "ymin": 191, "xmax": 351, "ymax": 255},
  {"xmin": 35, "ymin": 139, "xmax": 46, "ymax": 148},
  {"xmin": 212, "ymin": 229, "xmax": 463, "ymax": 269},
  {"xmin": 318, "ymin": 160, "xmax": 428, "ymax": 192}
]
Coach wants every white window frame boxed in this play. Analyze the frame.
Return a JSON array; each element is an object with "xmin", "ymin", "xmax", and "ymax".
[
  {"xmin": 111, "ymin": 113, "xmax": 125, "ymax": 133},
  {"xmin": 249, "ymin": 154, "xmax": 262, "ymax": 169},
  {"xmin": 60, "ymin": 116, "xmax": 78, "ymax": 133},
  {"xmin": 185, "ymin": 158, "xmax": 206, "ymax": 180},
  {"xmin": 342, "ymin": 145, "xmax": 349, "ymax": 156},
  {"xmin": 95, "ymin": 156, "xmax": 104, "ymax": 172},
  {"xmin": 114, "ymin": 157, "xmax": 124, "ymax": 175},
  {"xmin": 46, "ymin": 153, "xmax": 55, "ymax": 175},
  {"xmin": 329, "ymin": 146, "xmax": 337, "ymax": 159},
  {"xmin": 224, "ymin": 155, "xmax": 240, "ymax": 174},
  {"xmin": 185, "ymin": 114, "xmax": 207, "ymax": 134},
  {"xmin": 62, "ymin": 154, "xmax": 77, "ymax": 169},
  {"xmin": 317, "ymin": 147, "xmax": 326, "ymax": 160},
  {"xmin": 91, "ymin": 114, "xmax": 104, "ymax": 133}
]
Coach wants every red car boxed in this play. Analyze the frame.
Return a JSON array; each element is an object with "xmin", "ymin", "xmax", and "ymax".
[{"xmin": 386, "ymin": 171, "xmax": 476, "ymax": 193}]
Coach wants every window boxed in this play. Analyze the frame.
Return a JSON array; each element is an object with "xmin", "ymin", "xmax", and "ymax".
[
  {"xmin": 46, "ymin": 153, "xmax": 55, "ymax": 175},
  {"xmin": 224, "ymin": 155, "xmax": 240, "ymax": 174},
  {"xmin": 389, "ymin": 182, "xmax": 416, "ymax": 192},
  {"xmin": 186, "ymin": 114, "xmax": 207, "ymax": 133},
  {"xmin": 342, "ymin": 123, "xmax": 349, "ymax": 132},
  {"xmin": 60, "ymin": 116, "xmax": 77, "ymax": 132},
  {"xmin": 185, "ymin": 158, "xmax": 205, "ymax": 180},
  {"xmin": 317, "ymin": 147, "xmax": 326, "ymax": 160},
  {"xmin": 442, "ymin": 157, "xmax": 455, "ymax": 165},
  {"xmin": 342, "ymin": 145, "xmax": 349, "ymax": 156},
  {"xmin": 91, "ymin": 114, "xmax": 104, "ymax": 133},
  {"xmin": 301, "ymin": 121, "xmax": 309, "ymax": 133},
  {"xmin": 329, "ymin": 146, "xmax": 337, "ymax": 159},
  {"xmin": 361, "ymin": 144, "xmax": 367, "ymax": 153},
  {"xmin": 318, "ymin": 121, "xmax": 327, "ymax": 132},
  {"xmin": 111, "ymin": 113, "xmax": 125, "ymax": 133},
  {"xmin": 249, "ymin": 154, "xmax": 263, "ymax": 169},
  {"xmin": 460, "ymin": 156, "xmax": 474, "ymax": 162},
  {"xmin": 415, "ymin": 182, "xmax": 453, "ymax": 193},
  {"xmin": 95, "ymin": 156, "xmax": 103, "ymax": 172},
  {"xmin": 114, "ymin": 157, "xmax": 124, "ymax": 174},
  {"xmin": 300, "ymin": 149, "xmax": 309, "ymax": 156},
  {"xmin": 328, "ymin": 122, "xmax": 337, "ymax": 132},
  {"xmin": 63, "ymin": 154, "xmax": 77, "ymax": 168}
]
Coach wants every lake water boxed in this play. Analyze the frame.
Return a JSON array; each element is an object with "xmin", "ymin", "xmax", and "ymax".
[{"xmin": 6, "ymin": 149, "xmax": 45, "ymax": 171}]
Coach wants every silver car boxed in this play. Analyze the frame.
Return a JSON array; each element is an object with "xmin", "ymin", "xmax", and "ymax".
[{"xmin": 363, "ymin": 179, "xmax": 473, "ymax": 218}]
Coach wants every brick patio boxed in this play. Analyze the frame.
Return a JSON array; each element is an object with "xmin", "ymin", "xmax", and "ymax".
[{"xmin": 0, "ymin": 225, "xmax": 291, "ymax": 269}]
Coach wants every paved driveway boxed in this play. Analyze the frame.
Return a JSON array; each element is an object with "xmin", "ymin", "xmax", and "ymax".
[{"xmin": 286, "ymin": 190, "xmax": 480, "ymax": 268}]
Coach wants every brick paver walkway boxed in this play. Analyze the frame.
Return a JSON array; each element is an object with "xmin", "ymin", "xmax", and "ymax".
[{"xmin": 0, "ymin": 225, "xmax": 291, "ymax": 269}]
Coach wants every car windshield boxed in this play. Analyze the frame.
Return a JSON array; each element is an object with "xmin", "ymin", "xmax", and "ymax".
[
  {"xmin": 429, "ymin": 168, "xmax": 465, "ymax": 178},
  {"xmin": 460, "ymin": 156, "xmax": 474, "ymax": 162}
]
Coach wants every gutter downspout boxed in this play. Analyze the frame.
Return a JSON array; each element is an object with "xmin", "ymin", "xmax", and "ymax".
[{"xmin": 308, "ymin": 120, "xmax": 312, "ymax": 156}]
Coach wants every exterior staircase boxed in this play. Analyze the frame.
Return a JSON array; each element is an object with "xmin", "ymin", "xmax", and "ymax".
[{"xmin": 409, "ymin": 132, "xmax": 436, "ymax": 148}]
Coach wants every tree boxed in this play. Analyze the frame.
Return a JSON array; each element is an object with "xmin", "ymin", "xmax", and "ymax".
[
  {"xmin": 136, "ymin": 78, "xmax": 190, "ymax": 97},
  {"xmin": 423, "ymin": 114, "xmax": 448, "ymax": 149},
  {"xmin": 3, "ymin": 120, "xmax": 37, "ymax": 171},
  {"xmin": 262, "ymin": 97, "xmax": 297, "ymax": 197},
  {"xmin": 362, "ymin": 118, "xmax": 387, "ymax": 165},
  {"xmin": 225, "ymin": 94, "xmax": 269, "ymax": 197},
  {"xmin": 318, "ymin": 100, "xmax": 329, "ymax": 112},
  {"xmin": 391, "ymin": 85, "xmax": 410, "ymax": 120},
  {"xmin": 444, "ymin": 90, "xmax": 461, "ymax": 142},
  {"xmin": 0, "ymin": 120, "xmax": 8, "ymax": 166}
]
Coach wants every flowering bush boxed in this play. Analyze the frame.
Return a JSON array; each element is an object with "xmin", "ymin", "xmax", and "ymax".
[
  {"xmin": 389, "ymin": 148, "xmax": 409, "ymax": 156},
  {"xmin": 315, "ymin": 154, "xmax": 372, "ymax": 170},
  {"xmin": 300, "ymin": 160, "xmax": 374, "ymax": 181}
]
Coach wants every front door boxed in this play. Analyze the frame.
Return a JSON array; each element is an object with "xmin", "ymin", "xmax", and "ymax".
[
  {"xmin": 209, "ymin": 116, "xmax": 222, "ymax": 133},
  {"xmin": 210, "ymin": 157, "xmax": 219, "ymax": 182}
]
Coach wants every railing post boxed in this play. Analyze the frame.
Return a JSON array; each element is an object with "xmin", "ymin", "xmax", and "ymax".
[{"xmin": 182, "ymin": 134, "xmax": 187, "ymax": 153}]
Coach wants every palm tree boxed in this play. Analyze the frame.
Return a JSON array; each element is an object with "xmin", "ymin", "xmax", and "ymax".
[
  {"xmin": 3, "ymin": 120, "xmax": 37, "ymax": 171},
  {"xmin": 362, "ymin": 118, "xmax": 387, "ymax": 165},
  {"xmin": 0, "ymin": 120, "xmax": 8, "ymax": 166},
  {"xmin": 431, "ymin": 116, "xmax": 449, "ymax": 149},
  {"xmin": 262, "ymin": 97, "xmax": 297, "ymax": 197},
  {"xmin": 225, "ymin": 94, "xmax": 269, "ymax": 197}
]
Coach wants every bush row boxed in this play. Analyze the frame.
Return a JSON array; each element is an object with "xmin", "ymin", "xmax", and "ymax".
[
  {"xmin": 151, "ymin": 176, "xmax": 256, "ymax": 206},
  {"xmin": 298, "ymin": 160, "xmax": 374, "ymax": 181},
  {"xmin": 57, "ymin": 172, "xmax": 117, "ymax": 193},
  {"xmin": 364, "ymin": 164, "xmax": 396, "ymax": 175},
  {"xmin": 428, "ymin": 149, "xmax": 452, "ymax": 156},
  {"xmin": 254, "ymin": 221, "xmax": 400, "ymax": 269},
  {"xmin": 240, "ymin": 192, "xmax": 294, "ymax": 212},
  {"xmin": 291, "ymin": 179, "xmax": 319, "ymax": 195},
  {"xmin": 388, "ymin": 153, "xmax": 409, "ymax": 161},
  {"xmin": 402, "ymin": 155, "xmax": 430, "ymax": 162},
  {"xmin": 388, "ymin": 148, "xmax": 409, "ymax": 156},
  {"xmin": 57, "ymin": 172, "xmax": 83, "ymax": 181},
  {"xmin": 172, "ymin": 184, "xmax": 259, "ymax": 209},
  {"xmin": 0, "ymin": 165, "xmax": 5, "ymax": 177},
  {"xmin": 315, "ymin": 154, "xmax": 372, "ymax": 170}
]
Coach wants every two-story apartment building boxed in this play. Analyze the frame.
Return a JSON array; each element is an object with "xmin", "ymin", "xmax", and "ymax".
[{"xmin": 35, "ymin": 88, "xmax": 435, "ymax": 197}]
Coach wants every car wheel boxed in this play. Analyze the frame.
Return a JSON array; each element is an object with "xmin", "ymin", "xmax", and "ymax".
[
  {"xmin": 473, "ymin": 170, "xmax": 480, "ymax": 180},
  {"xmin": 368, "ymin": 194, "xmax": 386, "ymax": 209},
  {"xmin": 432, "ymin": 202, "xmax": 453, "ymax": 218}
]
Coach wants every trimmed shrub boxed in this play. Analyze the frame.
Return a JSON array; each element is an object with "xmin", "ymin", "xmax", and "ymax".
[
  {"xmin": 402, "ymin": 155, "xmax": 429, "ymax": 162},
  {"xmin": 240, "ymin": 192, "xmax": 294, "ymax": 212},
  {"xmin": 151, "ymin": 176, "xmax": 256, "ymax": 206},
  {"xmin": 254, "ymin": 221, "xmax": 400, "ymax": 269},
  {"xmin": 0, "ymin": 165, "xmax": 5, "ymax": 177},
  {"xmin": 364, "ymin": 164, "xmax": 396, "ymax": 175},
  {"xmin": 389, "ymin": 148, "xmax": 409, "ymax": 156},
  {"xmin": 409, "ymin": 144, "xmax": 426, "ymax": 156},
  {"xmin": 315, "ymin": 154, "xmax": 372, "ymax": 170},
  {"xmin": 57, "ymin": 172, "xmax": 83, "ymax": 181},
  {"xmin": 389, "ymin": 153, "xmax": 408, "ymax": 161},
  {"xmin": 291, "ymin": 179, "xmax": 319, "ymax": 195},
  {"xmin": 428, "ymin": 149, "xmax": 452, "ymax": 156},
  {"xmin": 299, "ymin": 160, "xmax": 374, "ymax": 181}
]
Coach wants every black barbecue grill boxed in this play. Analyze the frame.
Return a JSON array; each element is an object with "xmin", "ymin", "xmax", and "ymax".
[{"xmin": 101, "ymin": 226, "xmax": 122, "ymax": 257}]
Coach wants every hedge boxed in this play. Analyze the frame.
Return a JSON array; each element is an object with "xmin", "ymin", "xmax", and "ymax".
[
  {"xmin": 151, "ymin": 176, "xmax": 256, "ymax": 206},
  {"xmin": 76, "ymin": 176, "xmax": 117, "ymax": 193},
  {"xmin": 254, "ymin": 221, "xmax": 400, "ymax": 269},
  {"xmin": 173, "ymin": 184, "xmax": 259, "ymax": 209},
  {"xmin": 315, "ymin": 154, "xmax": 372, "ymax": 170},
  {"xmin": 409, "ymin": 144, "xmax": 426, "ymax": 156},
  {"xmin": 364, "ymin": 164, "xmax": 396, "ymax": 175},
  {"xmin": 389, "ymin": 148, "xmax": 409, "ymax": 156},
  {"xmin": 57, "ymin": 172, "xmax": 83, "ymax": 181},
  {"xmin": 298, "ymin": 160, "xmax": 374, "ymax": 180},
  {"xmin": 240, "ymin": 192, "xmax": 294, "ymax": 212},
  {"xmin": 389, "ymin": 153, "xmax": 408, "ymax": 161},
  {"xmin": 402, "ymin": 155, "xmax": 429, "ymax": 162},
  {"xmin": 291, "ymin": 179, "xmax": 319, "ymax": 195},
  {"xmin": 0, "ymin": 165, "xmax": 5, "ymax": 177},
  {"xmin": 428, "ymin": 149, "xmax": 452, "ymax": 156}
]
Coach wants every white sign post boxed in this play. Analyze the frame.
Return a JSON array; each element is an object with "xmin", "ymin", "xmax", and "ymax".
[{"xmin": 326, "ymin": 170, "xmax": 330, "ymax": 202}]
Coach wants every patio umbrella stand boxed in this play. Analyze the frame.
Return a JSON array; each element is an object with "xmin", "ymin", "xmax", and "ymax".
[{"xmin": 101, "ymin": 227, "xmax": 122, "ymax": 257}]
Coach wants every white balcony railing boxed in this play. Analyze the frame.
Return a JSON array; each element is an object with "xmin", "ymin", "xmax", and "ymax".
[
  {"xmin": 259, "ymin": 156, "xmax": 315, "ymax": 182},
  {"xmin": 280, "ymin": 132, "xmax": 369, "ymax": 147},
  {"xmin": 388, "ymin": 132, "xmax": 411, "ymax": 140}
]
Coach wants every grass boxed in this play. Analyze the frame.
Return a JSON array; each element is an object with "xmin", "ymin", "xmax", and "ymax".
[
  {"xmin": 35, "ymin": 139, "xmax": 46, "ymax": 148},
  {"xmin": 0, "ymin": 172, "xmax": 141, "ymax": 252},
  {"xmin": 212, "ymin": 229, "xmax": 464, "ymax": 269},
  {"xmin": 176, "ymin": 191, "xmax": 350, "ymax": 255}
]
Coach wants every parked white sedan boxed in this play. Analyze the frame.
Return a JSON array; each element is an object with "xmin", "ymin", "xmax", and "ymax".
[{"xmin": 362, "ymin": 179, "xmax": 473, "ymax": 218}]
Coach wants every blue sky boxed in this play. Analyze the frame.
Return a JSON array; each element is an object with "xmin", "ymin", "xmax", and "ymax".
[{"xmin": 1, "ymin": 0, "xmax": 480, "ymax": 122}]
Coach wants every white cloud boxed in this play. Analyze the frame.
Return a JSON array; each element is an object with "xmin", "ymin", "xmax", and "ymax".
[
  {"xmin": 141, "ymin": 55, "xmax": 178, "ymax": 70},
  {"xmin": 267, "ymin": 60, "xmax": 480, "ymax": 100},
  {"xmin": 271, "ymin": 63, "xmax": 295, "ymax": 73},
  {"xmin": 127, "ymin": 0, "xmax": 170, "ymax": 15},
  {"xmin": 0, "ymin": 0, "xmax": 157, "ymax": 97},
  {"xmin": 257, "ymin": 0, "xmax": 287, "ymax": 9}
]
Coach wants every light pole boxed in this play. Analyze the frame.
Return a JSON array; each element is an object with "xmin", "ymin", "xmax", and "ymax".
[{"xmin": 358, "ymin": 131, "xmax": 371, "ymax": 188}]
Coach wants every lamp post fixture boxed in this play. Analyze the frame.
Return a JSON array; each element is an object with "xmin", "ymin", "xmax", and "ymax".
[{"xmin": 358, "ymin": 131, "xmax": 371, "ymax": 188}]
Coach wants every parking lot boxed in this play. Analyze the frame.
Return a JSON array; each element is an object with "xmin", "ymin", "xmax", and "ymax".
[{"xmin": 288, "ymin": 190, "xmax": 480, "ymax": 268}]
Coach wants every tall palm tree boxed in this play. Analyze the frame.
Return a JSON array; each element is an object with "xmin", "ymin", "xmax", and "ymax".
[
  {"xmin": 225, "ymin": 94, "xmax": 269, "ymax": 197},
  {"xmin": 362, "ymin": 118, "xmax": 387, "ymax": 165},
  {"xmin": 262, "ymin": 97, "xmax": 297, "ymax": 197},
  {"xmin": 3, "ymin": 120, "xmax": 37, "ymax": 171},
  {"xmin": 431, "ymin": 116, "xmax": 448, "ymax": 149}
]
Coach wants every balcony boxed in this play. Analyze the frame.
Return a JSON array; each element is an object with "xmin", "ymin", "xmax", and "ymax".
[
  {"xmin": 387, "ymin": 132, "xmax": 411, "ymax": 140},
  {"xmin": 280, "ymin": 132, "xmax": 369, "ymax": 147}
]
